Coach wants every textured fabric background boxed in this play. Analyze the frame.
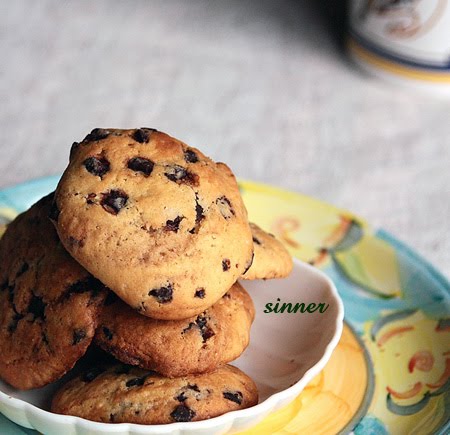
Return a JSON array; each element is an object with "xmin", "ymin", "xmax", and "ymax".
[{"xmin": 1, "ymin": 0, "xmax": 449, "ymax": 278}]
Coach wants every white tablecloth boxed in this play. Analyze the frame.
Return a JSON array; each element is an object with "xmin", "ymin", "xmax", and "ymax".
[{"xmin": 1, "ymin": 0, "xmax": 449, "ymax": 278}]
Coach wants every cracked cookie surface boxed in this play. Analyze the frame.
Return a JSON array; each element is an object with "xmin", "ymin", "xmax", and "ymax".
[
  {"xmin": 95, "ymin": 282, "xmax": 254, "ymax": 377},
  {"xmin": 53, "ymin": 128, "xmax": 253, "ymax": 320},
  {"xmin": 241, "ymin": 223, "xmax": 293, "ymax": 280},
  {"xmin": 51, "ymin": 363, "xmax": 258, "ymax": 424},
  {"xmin": 0, "ymin": 193, "xmax": 107, "ymax": 390}
]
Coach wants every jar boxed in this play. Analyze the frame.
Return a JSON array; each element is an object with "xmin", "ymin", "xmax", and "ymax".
[{"xmin": 348, "ymin": 0, "xmax": 450, "ymax": 95}]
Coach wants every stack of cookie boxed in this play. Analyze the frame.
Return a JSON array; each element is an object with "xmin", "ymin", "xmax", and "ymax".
[{"xmin": 0, "ymin": 128, "xmax": 292, "ymax": 425}]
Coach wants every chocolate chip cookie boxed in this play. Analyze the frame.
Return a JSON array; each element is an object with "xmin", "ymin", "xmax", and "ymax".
[
  {"xmin": 51, "ymin": 363, "xmax": 258, "ymax": 424},
  {"xmin": 241, "ymin": 222, "xmax": 293, "ymax": 280},
  {"xmin": 95, "ymin": 282, "xmax": 254, "ymax": 377},
  {"xmin": 53, "ymin": 128, "xmax": 253, "ymax": 320},
  {"xmin": 0, "ymin": 193, "xmax": 107, "ymax": 390}
]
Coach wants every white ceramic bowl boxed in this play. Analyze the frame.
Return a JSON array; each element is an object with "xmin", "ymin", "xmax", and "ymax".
[{"xmin": 0, "ymin": 259, "xmax": 343, "ymax": 435}]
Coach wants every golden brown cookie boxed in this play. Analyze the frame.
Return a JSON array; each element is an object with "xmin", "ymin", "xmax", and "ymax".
[
  {"xmin": 0, "ymin": 193, "xmax": 107, "ymax": 390},
  {"xmin": 241, "ymin": 223, "xmax": 293, "ymax": 280},
  {"xmin": 51, "ymin": 363, "xmax": 258, "ymax": 424},
  {"xmin": 95, "ymin": 282, "xmax": 254, "ymax": 377},
  {"xmin": 53, "ymin": 128, "xmax": 253, "ymax": 320}
]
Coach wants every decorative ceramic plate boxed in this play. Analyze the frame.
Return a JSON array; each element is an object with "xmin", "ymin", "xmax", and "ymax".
[{"xmin": 0, "ymin": 177, "xmax": 449, "ymax": 435}]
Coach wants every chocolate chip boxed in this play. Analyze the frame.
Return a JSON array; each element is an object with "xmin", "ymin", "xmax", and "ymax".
[
  {"xmin": 195, "ymin": 315, "xmax": 215, "ymax": 343},
  {"xmin": 86, "ymin": 193, "xmax": 97, "ymax": 204},
  {"xmin": 82, "ymin": 367, "xmax": 104, "ymax": 383},
  {"xmin": 216, "ymin": 196, "xmax": 235, "ymax": 219},
  {"xmin": 195, "ymin": 197, "xmax": 204, "ymax": 224},
  {"xmin": 109, "ymin": 413, "xmax": 116, "ymax": 423},
  {"xmin": 170, "ymin": 405, "xmax": 196, "ymax": 422},
  {"xmin": 189, "ymin": 195, "xmax": 205, "ymax": 234},
  {"xmin": 49, "ymin": 199, "xmax": 60, "ymax": 222},
  {"xmin": 132, "ymin": 128, "xmax": 154, "ymax": 143},
  {"xmin": 194, "ymin": 288, "xmax": 205, "ymax": 299},
  {"xmin": 165, "ymin": 216, "xmax": 183, "ymax": 232},
  {"xmin": 182, "ymin": 322, "xmax": 196, "ymax": 334},
  {"xmin": 83, "ymin": 128, "xmax": 110, "ymax": 142},
  {"xmin": 223, "ymin": 391, "xmax": 243, "ymax": 405},
  {"xmin": 175, "ymin": 384, "xmax": 200, "ymax": 402},
  {"xmin": 242, "ymin": 252, "xmax": 254, "ymax": 275},
  {"xmin": 28, "ymin": 295, "xmax": 45, "ymax": 320},
  {"xmin": 184, "ymin": 149, "xmax": 198, "ymax": 163},
  {"xmin": 222, "ymin": 259, "xmax": 231, "ymax": 271},
  {"xmin": 176, "ymin": 392, "xmax": 187, "ymax": 402},
  {"xmin": 67, "ymin": 276, "xmax": 104, "ymax": 298},
  {"xmin": 252, "ymin": 236, "xmax": 261, "ymax": 245},
  {"xmin": 165, "ymin": 165, "xmax": 187, "ymax": 181},
  {"xmin": 126, "ymin": 375, "xmax": 147, "ymax": 388},
  {"xmin": 137, "ymin": 302, "xmax": 146, "ymax": 313},
  {"xmin": 7, "ymin": 313, "xmax": 23, "ymax": 333},
  {"xmin": 182, "ymin": 315, "xmax": 214, "ymax": 342},
  {"xmin": 127, "ymin": 157, "xmax": 154, "ymax": 176},
  {"xmin": 72, "ymin": 328, "xmax": 87, "ymax": 345},
  {"xmin": 16, "ymin": 262, "xmax": 29, "ymax": 278},
  {"xmin": 200, "ymin": 327, "xmax": 215, "ymax": 342},
  {"xmin": 195, "ymin": 315, "xmax": 207, "ymax": 329},
  {"xmin": 102, "ymin": 326, "xmax": 113, "ymax": 340},
  {"xmin": 164, "ymin": 165, "xmax": 199, "ymax": 186},
  {"xmin": 83, "ymin": 156, "xmax": 110, "ymax": 177},
  {"xmin": 149, "ymin": 284, "xmax": 173, "ymax": 303},
  {"xmin": 188, "ymin": 384, "xmax": 200, "ymax": 392},
  {"xmin": 101, "ymin": 189, "xmax": 128, "ymax": 215}
]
